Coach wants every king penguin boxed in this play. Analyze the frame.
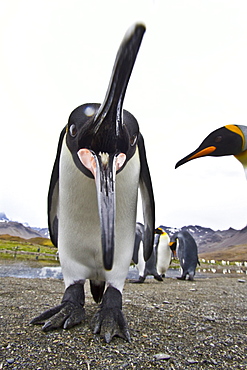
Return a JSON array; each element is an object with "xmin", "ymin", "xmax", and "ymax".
[
  {"xmin": 155, "ymin": 227, "xmax": 172, "ymax": 278},
  {"xmin": 131, "ymin": 225, "xmax": 171, "ymax": 283},
  {"xmin": 175, "ymin": 125, "xmax": 247, "ymax": 177},
  {"xmin": 30, "ymin": 23, "xmax": 155, "ymax": 343},
  {"xmin": 169, "ymin": 231, "xmax": 200, "ymax": 281}
]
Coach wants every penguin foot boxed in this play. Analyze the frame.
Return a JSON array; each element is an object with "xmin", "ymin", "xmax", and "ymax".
[
  {"xmin": 129, "ymin": 276, "xmax": 146, "ymax": 284},
  {"xmin": 92, "ymin": 286, "xmax": 131, "ymax": 343},
  {"xmin": 154, "ymin": 274, "xmax": 163, "ymax": 281},
  {"xmin": 188, "ymin": 272, "xmax": 195, "ymax": 281},
  {"xmin": 30, "ymin": 282, "xmax": 85, "ymax": 331}
]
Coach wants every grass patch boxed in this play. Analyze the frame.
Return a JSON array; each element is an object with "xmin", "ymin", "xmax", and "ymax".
[
  {"xmin": 0, "ymin": 240, "xmax": 56, "ymax": 255},
  {"xmin": 0, "ymin": 234, "xmax": 58, "ymax": 262}
]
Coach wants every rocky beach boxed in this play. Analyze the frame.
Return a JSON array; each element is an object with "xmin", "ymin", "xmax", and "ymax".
[{"xmin": 0, "ymin": 273, "xmax": 246, "ymax": 369}]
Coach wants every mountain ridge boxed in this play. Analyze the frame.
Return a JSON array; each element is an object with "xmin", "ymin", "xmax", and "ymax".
[
  {"xmin": 1, "ymin": 213, "xmax": 246, "ymax": 261},
  {"xmin": 0, "ymin": 213, "xmax": 49, "ymax": 239}
]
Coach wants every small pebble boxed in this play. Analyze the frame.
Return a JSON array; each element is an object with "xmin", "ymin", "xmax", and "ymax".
[
  {"xmin": 204, "ymin": 316, "xmax": 215, "ymax": 322},
  {"xmin": 210, "ymin": 359, "xmax": 218, "ymax": 365},
  {"xmin": 187, "ymin": 358, "xmax": 198, "ymax": 364},
  {"xmin": 238, "ymin": 279, "xmax": 245, "ymax": 283},
  {"xmin": 6, "ymin": 359, "xmax": 15, "ymax": 364},
  {"xmin": 154, "ymin": 353, "xmax": 171, "ymax": 360}
]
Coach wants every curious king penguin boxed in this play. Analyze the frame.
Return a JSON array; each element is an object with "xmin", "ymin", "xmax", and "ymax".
[
  {"xmin": 31, "ymin": 23, "xmax": 155, "ymax": 343},
  {"xmin": 175, "ymin": 125, "xmax": 247, "ymax": 176}
]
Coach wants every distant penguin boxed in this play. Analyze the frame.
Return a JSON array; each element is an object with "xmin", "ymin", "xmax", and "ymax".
[
  {"xmin": 30, "ymin": 24, "xmax": 155, "ymax": 343},
  {"xmin": 175, "ymin": 125, "xmax": 247, "ymax": 177},
  {"xmin": 131, "ymin": 225, "xmax": 171, "ymax": 283},
  {"xmin": 169, "ymin": 231, "xmax": 200, "ymax": 281},
  {"xmin": 131, "ymin": 222, "xmax": 147, "ymax": 283},
  {"xmin": 155, "ymin": 227, "xmax": 172, "ymax": 277}
]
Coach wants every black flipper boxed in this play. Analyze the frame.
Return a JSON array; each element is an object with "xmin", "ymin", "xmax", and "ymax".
[
  {"xmin": 90, "ymin": 280, "xmax": 105, "ymax": 303},
  {"xmin": 30, "ymin": 283, "xmax": 85, "ymax": 331},
  {"xmin": 138, "ymin": 134, "xmax": 155, "ymax": 262},
  {"xmin": 132, "ymin": 222, "xmax": 144, "ymax": 264},
  {"xmin": 92, "ymin": 286, "xmax": 130, "ymax": 343},
  {"xmin": 47, "ymin": 127, "xmax": 66, "ymax": 247}
]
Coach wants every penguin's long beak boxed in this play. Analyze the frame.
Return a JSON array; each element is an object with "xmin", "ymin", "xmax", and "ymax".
[
  {"xmin": 92, "ymin": 24, "xmax": 145, "ymax": 141},
  {"xmin": 175, "ymin": 146, "xmax": 216, "ymax": 169},
  {"xmin": 78, "ymin": 24, "xmax": 145, "ymax": 270}
]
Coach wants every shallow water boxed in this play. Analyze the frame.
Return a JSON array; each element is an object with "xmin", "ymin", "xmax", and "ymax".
[
  {"xmin": 0, "ymin": 260, "xmax": 63, "ymax": 279},
  {"xmin": 0, "ymin": 260, "xmax": 180, "ymax": 279},
  {"xmin": 0, "ymin": 260, "xmax": 245, "ymax": 280}
]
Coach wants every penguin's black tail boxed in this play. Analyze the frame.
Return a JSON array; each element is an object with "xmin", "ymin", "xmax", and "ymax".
[{"xmin": 90, "ymin": 280, "xmax": 106, "ymax": 303}]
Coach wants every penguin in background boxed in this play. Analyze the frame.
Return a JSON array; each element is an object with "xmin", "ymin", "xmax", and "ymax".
[
  {"xmin": 131, "ymin": 225, "xmax": 172, "ymax": 283},
  {"xmin": 131, "ymin": 222, "xmax": 146, "ymax": 283},
  {"xmin": 175, "ymin": 125, "xmax": 247, "ymax": 177},
  {"xmin": 169, "ymin": 231, "xmax": 200, "ymax": 281},
  {"xmin": 155, "ymin": 227, "xmax": 172, "ymax": 278},
  {"xmin": 30, "ymin": 24, "xmax": 155, "ymax": 343}
]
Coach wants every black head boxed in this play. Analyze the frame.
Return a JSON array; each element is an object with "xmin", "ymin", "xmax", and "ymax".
[
  {"xmin": 66, "ymin": 103, "xmax": 139, "ymax": 178},
  {"xmin": 154, "ymin": 227, "xmax": 166, "ymax": 235},
  {"xmin": 175, "ymin": 125, "xmax": 244, "ymax": 169}
]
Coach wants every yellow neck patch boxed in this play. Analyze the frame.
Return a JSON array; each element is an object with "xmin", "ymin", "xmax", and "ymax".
[
  {"xmin": 235, "ymin": 149, "xmax": 247, "ymax": 166},
  {"xmin": 225, "ymin": 125, "xmax": 245, "ymax": 150}
]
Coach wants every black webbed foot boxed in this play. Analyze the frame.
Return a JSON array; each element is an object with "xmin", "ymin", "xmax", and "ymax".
[
  {"xmin": 30, "ymin": 282, "xmax": 85, "ymax": 331},
  {"xmin": 92, "ymin": 286, "xmax": 130, "ymax": 343},
  {"xmin": 129, "ymin": 276, "xmax": 146, "ymax": 284},
  {"xmin": 154, "ymin": 274, "xmax": 163, "ymax": 281}
]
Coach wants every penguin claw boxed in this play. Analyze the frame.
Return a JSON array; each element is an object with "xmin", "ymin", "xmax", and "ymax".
[
  {"xmin": 30, "ymin": 302, "xmax": 85, "ymax": 331},
  {"xmin": 30, "ymin": 303, "xmax": 65, "ymax": 325},
  {"xmin": 92, "ymin": 286, "xmax": 131, "ymax": 343},
  {"xmin": 92, "ymin": 307, "xmax": 131, "ymax": 343},
  {"xmin": 129, "ymin": 276, "xmax": 145, "ymax": 284},
  {"xmin": 30, "ymin": 282, "xmax": 85, "ymax": 331},
  {"xmin": 154, "ymin": 274, "xmax": 163, "ymax": 281}
]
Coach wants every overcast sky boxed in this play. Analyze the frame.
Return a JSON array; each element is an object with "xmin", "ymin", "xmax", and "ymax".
[{"xmin": 1, "ymin": 0, "xmax": 247, "ymax": 231}]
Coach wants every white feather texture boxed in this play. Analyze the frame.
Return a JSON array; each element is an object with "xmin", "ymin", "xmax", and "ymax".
[
  {"xmin": 156, "ymin": 232, "xmax": 171, "ymax": 275},
  {"xmin": 59, "ymin": 138, "xmax": 140, "ymax": 292}
]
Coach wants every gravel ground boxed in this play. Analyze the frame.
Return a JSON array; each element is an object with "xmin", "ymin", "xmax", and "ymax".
[{"xmin": 0, "ymin": 275, "xmax": 246, "ymax": 369}]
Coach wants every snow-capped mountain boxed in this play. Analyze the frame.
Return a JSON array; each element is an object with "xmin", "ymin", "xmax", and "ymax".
[
  {"xmin": 0, "ymin": 212, "xmax": 9, "ymax": 222},
  {"xmin": 0, "ymin": 213, "xmax": 246, "ymax": 261},
  {"xmin": 0, "ymin": 213, "xmax": 49, "ymax": 239},
  {"xmin": 160, "ymin": 224, "xmax": 247, "ymax": 260}
]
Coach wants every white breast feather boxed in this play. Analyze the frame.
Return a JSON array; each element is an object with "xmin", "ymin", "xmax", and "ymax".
[
  {"xmin": 58, "ymin": 139, "xmax": 140, "ymax": 292},
  {"xmin": 156, "ymin": 233, "xmax": 171, "ymax": 275}
]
